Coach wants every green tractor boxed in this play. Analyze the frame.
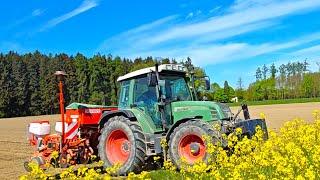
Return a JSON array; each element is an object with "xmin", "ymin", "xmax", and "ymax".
[{"xmin": 97, "ymin": 64, "xmax": 268, "ymax": 174}]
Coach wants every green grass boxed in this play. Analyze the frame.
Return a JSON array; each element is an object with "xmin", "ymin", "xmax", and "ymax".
[
  {"xmin": 148, "ymin": 170, "xmax": 184, "ymax": 179},
  {"xmin": 228, "ymin": 97, "xmax": 320, "ymax": 107}
]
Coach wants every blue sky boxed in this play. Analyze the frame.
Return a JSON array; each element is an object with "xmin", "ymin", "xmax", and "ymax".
[{"xmin": 1, "ymin": 0, "xmax": 320, "ymax": 87}]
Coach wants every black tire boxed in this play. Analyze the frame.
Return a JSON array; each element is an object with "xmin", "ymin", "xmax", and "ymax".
[
  {"xmin": 168, "ymin": 120, "xmax": 221, "ymax": 169},
  {"xmin": 77, "ymin": 146, "xmax": 90, "ymax": 164},
  {"xmin": 97, "ymin": 116, "xmax": 146, "ymax": 175},
  {"xmin": 59, "ymin": 153, "xmax": 69, "ymax": 168}
]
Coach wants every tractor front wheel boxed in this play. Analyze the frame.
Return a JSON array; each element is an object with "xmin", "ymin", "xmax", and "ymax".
[
  {"xmin": 98, "ymin": 116, "xmax": 146, "ymax": 175},
  {"xmin": 168, "ymin": 120, "xmax": 221, "ymax": 169}
]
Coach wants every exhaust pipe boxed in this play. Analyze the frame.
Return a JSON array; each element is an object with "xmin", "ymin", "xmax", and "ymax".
[{"xmin": 241, "ymin": 104, "xmax": 250, "ymax": 120}]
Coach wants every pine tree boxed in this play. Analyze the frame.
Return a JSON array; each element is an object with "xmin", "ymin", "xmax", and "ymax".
[
  {"xmin": 11, "ymin": 54, "xmax": 28, "ymax": 116},
  {"xmin": 26, "ymin": 52, "xmax": 42, "ymax": 115},
  {"xmin": 255, "ymin": 67, "xmax": 262, "ymax": 81},
  {"xmin": 262, "ymin": 64, "xmax": 269, "ymax": 80},
  {"xmin": 270, "ymin": 63, "xmax": 277, "ymax": 79},
  {"xmin": 184, "ymin": 57, "xmax": 194, "ymax": 72},
  {"xmin": 223, "ymin": 80, "xmax": 229, "ymax": 98},
  {"xmin": 88, "ymin": 54, "xmax": 108, "ymax": 104},
  {"xmin": 0, "ymin": 52, "xmax": 13, "ymax": 117},
  {"xmin": 64, "ymin": 56, "xmax": 78, "ymax": 104},
  {"xmin": 74, "ymin": 53, "xmax": 90, "ymax": 103}
]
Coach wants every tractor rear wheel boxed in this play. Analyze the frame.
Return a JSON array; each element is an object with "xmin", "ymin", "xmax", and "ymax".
[
  {"xmin": 98, "ymin": 116, "xmax": 146, "ymax": 175},
  {"xmin": 168, "ymin": 120, "xmax": 221, "ymax": 169}
]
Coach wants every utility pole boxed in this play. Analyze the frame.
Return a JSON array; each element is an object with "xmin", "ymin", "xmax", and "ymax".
[{"xmin": 237, "ymin": 77, "xmax": 243, "ymax": 90}]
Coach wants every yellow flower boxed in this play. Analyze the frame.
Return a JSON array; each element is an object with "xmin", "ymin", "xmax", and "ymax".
[
  {"xmin": 259, "ymin": 112, "xmax": 266, "ymax": 119},
  {"xmin": 235, "ymin": 127, "xmax": 242, "ymax": 135},
  {"xmin": 51, "ymin": 151, "xmax": 59, "ymax": 160},
  {"xmin": 153, "ymin": 156, "xmax": 161, "ymax": 161},
  {"xmin": 160, "ymin": 138, "xmax": 168, "ymax": 148},
  {"xmin": 20, "ymin": 112, "xmax": 320, "ymax": 180},
  {"xmin": 305, "ymin": 168, "xmax": 315, "ymax": 180}
]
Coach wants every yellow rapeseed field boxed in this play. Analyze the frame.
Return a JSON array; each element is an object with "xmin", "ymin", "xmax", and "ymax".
[{"xmin": 20, "ymin": 110, "xmax": 320, "ymax": 180}]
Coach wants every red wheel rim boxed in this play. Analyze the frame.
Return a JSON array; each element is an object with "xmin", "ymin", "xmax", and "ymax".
[
  {"xmin": 106, "ymin": 129, "xmax": 130, "ymax": 164},
  {"xmin": 178, "ymin": 134, "xmax": 206, "ymax": 164}
]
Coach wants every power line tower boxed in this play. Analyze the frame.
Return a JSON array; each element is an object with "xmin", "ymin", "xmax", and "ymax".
[{"xmin": 237, "ymin": 77, "xmax": 243, "ymax": 90}]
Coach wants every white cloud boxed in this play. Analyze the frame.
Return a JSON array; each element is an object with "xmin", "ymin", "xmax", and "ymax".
[
  {"xmin": 294, "ymin": 44, "xmax": 320, "ymax": 56},
  {"xmin": 97, "ymin": 15, "xmax": 178, "ymax": 52},
  {"xmin": 147, "ymin": 0, "xmax": 320, "ymax": 44},
  {"xmin": 292, "ymin": 44, "xmax": 320, "ymax": 72},
  {"xmin": 97, "ymin": 0, "xmax": 320, "ymax": 67},
  {"xmin": 7, "ymin": 8, "xmax": 45, "ymax": 30},
  {"xmin": 121, "ymin": 32, "xmax": 320, "ymax": 66},
  {"xmin": 186, "ymin": 12, "xmax": 194, "ymax": 19},
  {"xmin": 209, "ymin": 6, "xmax": 221, "ymax": 13},
  {"xmin": 40, "ymin": 0, "xmax": 98, "ymax": 31},
  {"xmin": 32, "ymin": 9, "xmax": 45, "ymax": 17},
  {"xmin": 186, "ymin": 10, "xmax": 201, "ymax": 19},
  {"xmin": 192, "ymin": 21, "xmax": 277, "ymax": 44},
  {"xmin": 229, "ymin": 0, "xmax": 274, "ymax": 12},
  {"xmin": 126, "ymin": 15, "xmax": 178, "ymax": 35}
]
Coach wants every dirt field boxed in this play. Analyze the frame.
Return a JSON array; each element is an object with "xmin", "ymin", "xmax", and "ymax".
[
  {"xmin": 0, "ymin": 102, "xmax": 319, "ymax": 179},
  {"xmin": 230, "ymin": 102, "xmax": 320, "ymax": 131}
]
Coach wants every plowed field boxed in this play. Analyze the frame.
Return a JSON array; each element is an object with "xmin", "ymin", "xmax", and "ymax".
[{"xmin": 0, "ymin": 102, "xmax": 319, "ymax": 179}]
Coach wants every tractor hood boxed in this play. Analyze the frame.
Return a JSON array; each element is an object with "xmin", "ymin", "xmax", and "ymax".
[{"xmin": 171, "ymin": 101, "xmax": 231, "ymax": 123}]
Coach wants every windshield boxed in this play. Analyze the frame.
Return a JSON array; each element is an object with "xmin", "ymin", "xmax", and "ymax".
[{"xmin": 160, "ymin": 75, "xmax": 192, "ymax": 101}]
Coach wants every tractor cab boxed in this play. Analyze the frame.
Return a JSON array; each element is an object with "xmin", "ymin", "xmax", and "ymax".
[
  {"xmin": 116, "ymin": 64, "xmax": 234, "ymax": 132},
  {"xmin": 118, "ymin": 65, "xmax": 193, "ymax": 129}
]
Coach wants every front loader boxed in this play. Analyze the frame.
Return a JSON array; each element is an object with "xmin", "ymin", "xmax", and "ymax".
[{"xmin": 97, "ymin": 64, "xmax": 268, "ymax": 174}]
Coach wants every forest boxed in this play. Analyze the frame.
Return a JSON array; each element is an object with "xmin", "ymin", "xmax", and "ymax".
[{"xmin": 0, "ymin": 51, "xmax": 319, "ymax": 118}]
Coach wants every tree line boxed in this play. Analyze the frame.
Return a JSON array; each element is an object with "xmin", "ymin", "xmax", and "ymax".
[
  {"xmin": 0, "ymin": 51, "xmax": 181, "ymax": 118},
  {"xmin": 0, "ymin": 50, "xmax": 319, "ymax": 118},
  {"xmin": 219, "ymin": 61, "xmax": 319, "ymax": 102},
  {"xmin": 202, "ymin": 60, "xmax": 320, "ymax": 103}
]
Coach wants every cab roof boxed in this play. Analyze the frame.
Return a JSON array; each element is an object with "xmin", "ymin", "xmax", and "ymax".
[{"xmin": 117, "ymin": 64, "xmax": 186, "ymax": 82}]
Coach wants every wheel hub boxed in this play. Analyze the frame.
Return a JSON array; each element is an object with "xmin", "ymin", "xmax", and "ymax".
[
  {"xmin": 122, "ymin": 140, "xmax": 130, "ymax": 152},
  {"xmin": 190, "ymin": 142, "xmax": 200, "ymax": 155}
]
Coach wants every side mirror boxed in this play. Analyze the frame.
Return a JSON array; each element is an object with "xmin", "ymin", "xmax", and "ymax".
[
  {"xmin": 205, "ymin": 77, "xmax": 210, "ymax": 91},
  {"xmin": 148, "ymin": 72, "xmax": 157, "ymax": 87}
]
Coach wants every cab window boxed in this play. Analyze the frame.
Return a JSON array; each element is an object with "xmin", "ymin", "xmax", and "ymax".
[{"xmin": 119, "ymin": 80, "xmax": 130, "ymax": 108}]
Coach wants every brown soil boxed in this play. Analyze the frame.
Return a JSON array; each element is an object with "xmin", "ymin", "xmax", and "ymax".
[
  {"xmin": 230, "ymin": 102, "xmax": 320, "ymax": 131},
  {"xmin": 0, "ymin": 115, "xmax": 59, "ymax": 179},
  {"xmin": 0, "ymin": 102, "xmax": 319, "ymax": 179}
]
